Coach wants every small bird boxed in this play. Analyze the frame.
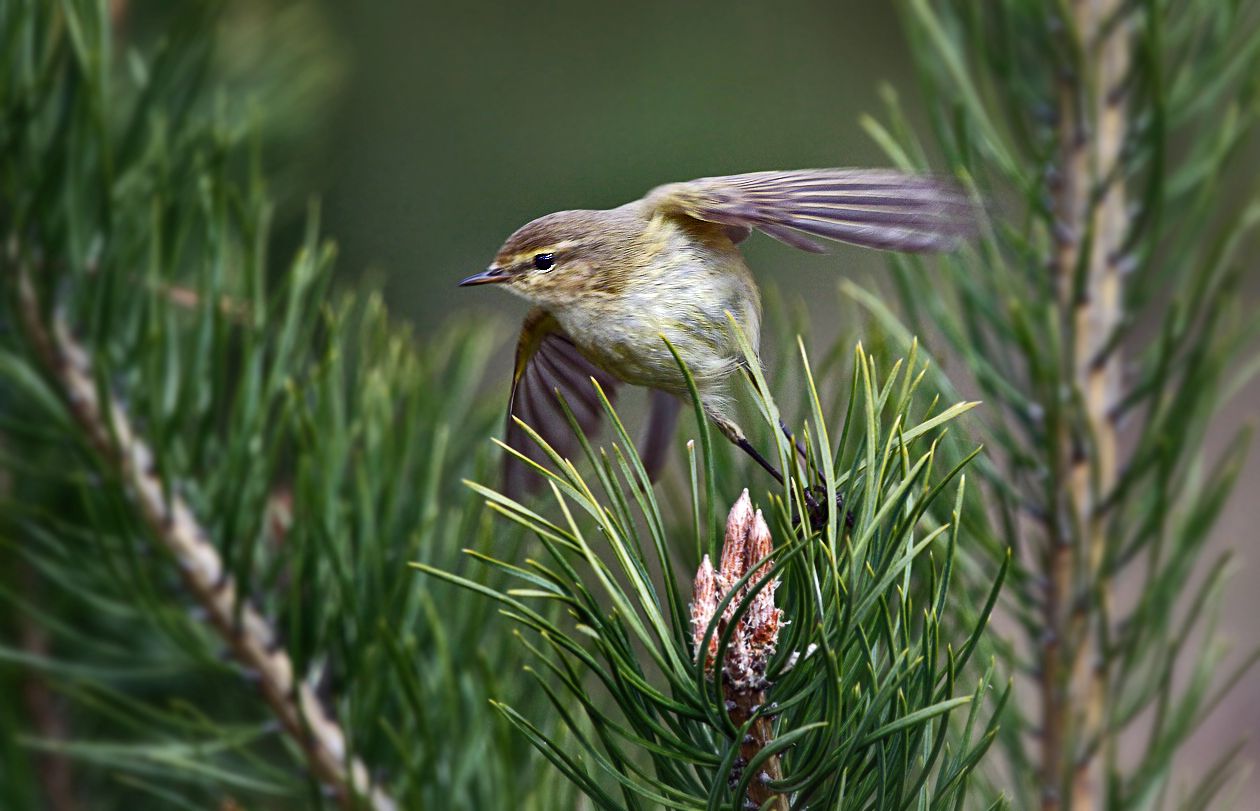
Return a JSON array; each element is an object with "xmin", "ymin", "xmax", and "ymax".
[{"xmin": 460, "ymin": 169, "xmax": 974, "ymax": 495}]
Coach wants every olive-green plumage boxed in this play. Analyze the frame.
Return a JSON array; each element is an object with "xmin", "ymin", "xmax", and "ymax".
[{"xmin": 460, "ymin": 169, "xmax": 974, "ymax": 494}]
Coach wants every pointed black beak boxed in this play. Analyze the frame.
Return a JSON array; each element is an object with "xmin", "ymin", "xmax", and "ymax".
[{"xmin": 458, "ymin": 266, "xmax": 508, "ymax": 287}]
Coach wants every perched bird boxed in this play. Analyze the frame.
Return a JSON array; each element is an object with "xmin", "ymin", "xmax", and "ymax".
[{"xmin": 460, "ymin": 169, "xmax": 974, "ymax": 496}]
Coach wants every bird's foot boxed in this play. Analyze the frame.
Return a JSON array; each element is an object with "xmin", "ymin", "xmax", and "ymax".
[{"xmin": 796, "ymin": 484, "xmax": 856, "ymax": 534}]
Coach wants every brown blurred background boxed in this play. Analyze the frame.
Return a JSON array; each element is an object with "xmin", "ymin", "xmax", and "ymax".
[{"xmin": 207, "ymin": 0, "xmax": 1260, "ymax": 797}]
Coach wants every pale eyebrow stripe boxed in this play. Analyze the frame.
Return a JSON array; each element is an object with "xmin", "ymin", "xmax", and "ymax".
[{"xmin": 509, "ymin": 240, "xmax": 580, "ymax": 266}]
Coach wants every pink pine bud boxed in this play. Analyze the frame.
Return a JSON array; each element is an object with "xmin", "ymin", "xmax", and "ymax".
[
  {"xmin": 690, "ymin": 555, "xmax": 720, "ymax": 667},
  {"xmin": 689, "ymin": 492, "xmax": 782, "ymax": 688}
]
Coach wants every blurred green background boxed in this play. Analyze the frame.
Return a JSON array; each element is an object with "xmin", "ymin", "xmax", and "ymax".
[
  {"xmin": 190, "ymin": 0, "xmax": 1259, "ymax": 795},
  {"xmin": 248, "ymin": 0, "xmax": 923, "ymax": 323}
]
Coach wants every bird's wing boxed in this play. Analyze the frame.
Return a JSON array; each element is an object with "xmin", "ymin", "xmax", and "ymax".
[
  {"xmin": 504, "ymin": 310, "xmax": 680, "ymax": 497},
  {"xmin": 643, "ymin": 169, "xmax": 974, "ymax": 253},
  {"xmin": 505, "ymin": 310, "xmax": 616, "ymax": 497}
]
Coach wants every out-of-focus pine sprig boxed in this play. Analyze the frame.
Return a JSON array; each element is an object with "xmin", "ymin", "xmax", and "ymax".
[
  {"xmin": 855, "ymin": 0, "xmax": 1260, "ymax": 807},
  {"xmin": 0, "ymin": 3, "xmax": 573, "ymax": 808},
  {"xmin": 422, "ymin": 334, "xmax": 1010, "ymax": 810}
]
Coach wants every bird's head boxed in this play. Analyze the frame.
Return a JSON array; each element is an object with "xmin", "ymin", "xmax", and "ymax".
[{"xmin": 460, "ymin": 209, "xmax": 639, "ymax": 305}]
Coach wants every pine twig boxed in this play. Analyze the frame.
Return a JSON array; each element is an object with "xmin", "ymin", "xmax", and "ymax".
[
  {"xmin": 692, "ymin": 490, "xmax": 785, "ymax": 810},
  {"xmin": 14, "ymin": 268, "xmax": 396, "ymax": 811},
  {"xmin": 1044, "ymin": 2, "xmax": 1130, "ymax": 809}
]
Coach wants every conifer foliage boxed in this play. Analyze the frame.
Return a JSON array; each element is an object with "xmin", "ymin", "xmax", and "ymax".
[
  {"xmin": 3, "ymin": 1, "xmax": 1253, "ymax": 810},
  {"xmin": 862, "ymin": 0, "xmax": 1260, "ymax": 807},
  {"xmin": 1, "ymin": 4, "xmax": 566, "ymax": 808}
]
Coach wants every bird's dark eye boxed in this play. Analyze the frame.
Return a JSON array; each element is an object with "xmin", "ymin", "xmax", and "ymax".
[{"xmin": 533, "ymin": 253, "xmax": 555, "ymax": 271}]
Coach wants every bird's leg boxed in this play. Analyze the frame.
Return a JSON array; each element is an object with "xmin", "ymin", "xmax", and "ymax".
[
  {"xmin": 710, "ymin": 396, "xmax": 851, "ymax": 533},
  {"xmin": 730, "ymin": 369, "xmax": 800, "ymax": 483},
  {"xmin": 776, "ymin": 416, "xmax": 854, "ymax": 533},
  {"xmin": 709, "ymin": 413, "xmax": 785, "ymax": 487},
  {"xmin": 739, "ymin": 440, "xmax": 785, "ymax": 487},
  {"xmin": 709, "ymin": 413, "xmax": 839, "ymax": 531},
  {"xmin": 778, "ymin": 418, "xmax": 809, "ymax": 464}
]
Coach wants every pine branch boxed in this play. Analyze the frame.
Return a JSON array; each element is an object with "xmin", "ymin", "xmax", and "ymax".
[
  {"xmin": 1045, "ymin": 3, "xmax": 1131, "ymax": 808},
  {"xmin": 878, "ymin": 0, "xmax": 1260, "ymax": 806},
  {"xmin": 0, "ymin": 4, "xmax": 572, "ymax": 806},
  {"xmin": 422, "ymin": 338, "xmax": 1008, "ymax": 809},
  {"xmin": 13, "ymin": 268, "xmax": 396, "ymax": 811}
]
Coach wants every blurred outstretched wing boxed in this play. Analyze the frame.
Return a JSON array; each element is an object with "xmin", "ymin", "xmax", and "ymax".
[
  {"xmin": 644, "ymin": 169, "xmax": 975, "ymax": 253},
  {"xmin": 504, "ymin": 310, "xmax": 679, "ymax": 497},
  {"xmin": 504, "ymin": 310, "xmax": 616, "ymax": 498}
]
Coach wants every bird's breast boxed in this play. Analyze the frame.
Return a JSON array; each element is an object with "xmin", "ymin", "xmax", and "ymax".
[{"xmin": 551, "ymin": 248, "xmax": 761, "ymax": 394}]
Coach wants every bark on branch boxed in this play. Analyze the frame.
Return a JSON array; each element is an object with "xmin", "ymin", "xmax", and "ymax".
[
  {"xmin": 1043, "ymin": 2, "xmax": 1129, "ymax": 808},
  {"xmin": 14, "ymin": 269, "xmax": 396, "ymax": 811}
]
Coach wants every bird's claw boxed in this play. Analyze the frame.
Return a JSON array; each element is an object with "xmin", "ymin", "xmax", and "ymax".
[{"xmin": 793, "ymin": 483, "xmax": 855, "ymax": 533}]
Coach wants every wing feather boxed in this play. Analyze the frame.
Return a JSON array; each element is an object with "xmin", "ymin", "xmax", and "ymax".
[
  {"xmin": 644, "ymin": 169, "xmax": 975, "ymax": 254},
  {"xmin": 503, "ymin": 310, "xmax": 683, "ymax": 496},
  {"xmin": 504, "ymin": 311, "xmax": 619, "ymax": 497}
]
